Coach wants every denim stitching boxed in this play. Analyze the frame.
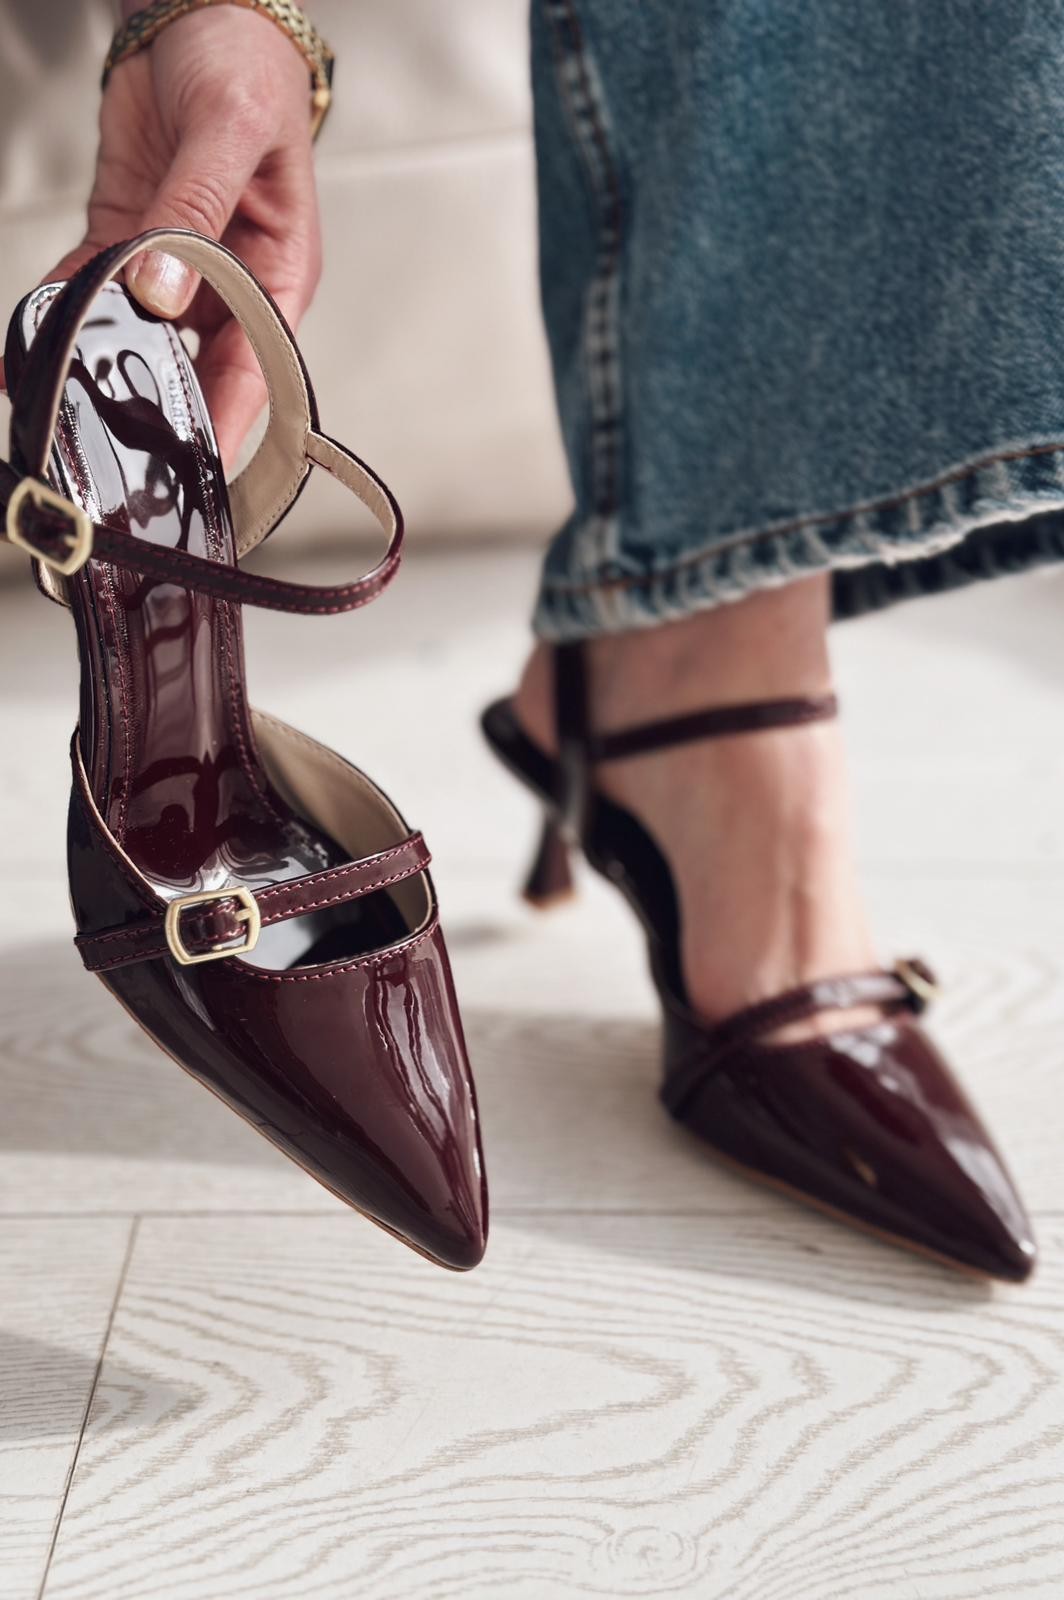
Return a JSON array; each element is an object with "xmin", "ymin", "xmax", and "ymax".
[
  {"xmin": 542, "ymin": 433, "xmax": 1064, "ymax": 598},
  {"xmin": 542, "ymin": 0, "xmax": 625, "ymax": 585}
]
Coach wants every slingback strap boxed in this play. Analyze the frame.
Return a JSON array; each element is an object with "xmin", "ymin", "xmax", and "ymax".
[
  {"xmin": 662, "ymin": 958, "xmax": 939, "ymax": 1117},
  {"xmin": 74, "ymin": 832, "xmax": 431, "ymax": 972},
  {"xmin": 2, "ymin": 229, "xmax": 402, "ymax": 611},
  {"xmin": 586, "ymin": 694, "xmax": 839, "ymax": 762},
  {"xmin": 551, "ymin": 640, "xmax": 839, "ymax": 838}
]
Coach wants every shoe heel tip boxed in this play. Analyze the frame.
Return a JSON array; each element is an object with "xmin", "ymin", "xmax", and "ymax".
[{"xmin": 521, "ymin": 885, "xmax": 578, "ymax": 912}]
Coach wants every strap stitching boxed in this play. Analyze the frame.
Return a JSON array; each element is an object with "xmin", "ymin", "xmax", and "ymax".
[
  {"xmin": 226, "ymin": 916, "xmax": 440, "ymax": 983},
  {"xmin": 76, "ymin": 846, "xmax": 427, "ymax": 944},
  {"xmin": 85, "ymin": 523, "xmax": 398, "ymax": 611},
  {"xmin": 71, "ymin": 739, "xmax": 162, "ymax": 912},
  {"xmin": 75, "ymin": 836, "xmax": 429, "ymax": 967},
  {"xmin": 83, "ymin": 899, "xmax": 437, "ymax": 976},
  {"xmin": 257, "ymin": 860, "xmax": 428, "ymax": 919},
  {"xmin": 162, "ymin": 317, "xmax": 284, "ymax": 826}
]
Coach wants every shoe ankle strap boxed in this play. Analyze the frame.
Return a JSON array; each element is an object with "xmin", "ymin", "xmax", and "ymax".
[
  {"xmin": 0, "ymin": 434, "xmax": 401, "ymax": 614},
  {"xmin": 1, "ymin": 229, "xmax": 403, "ymax": 613},
  {"xmin": 551, "ymin": 640, "xmax": 838, "ymax": 837},
  {"xmin": 584, "ymin": 693, "xmax": 839, "ymax": 761}
]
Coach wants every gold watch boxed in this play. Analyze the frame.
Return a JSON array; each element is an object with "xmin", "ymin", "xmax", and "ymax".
[{"xmin": 102, "ymin": 0, "xmax": 335, "ymax": 140}]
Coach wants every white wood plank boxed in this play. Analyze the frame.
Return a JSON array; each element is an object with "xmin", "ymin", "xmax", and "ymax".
[
  {"xmin": 42, "ymin": 1214, "xmax": 1064, "ymax": 1600},
  {"xmin": 0, "ymin": 1219, "xmax": 133, "ymax": 1600}
]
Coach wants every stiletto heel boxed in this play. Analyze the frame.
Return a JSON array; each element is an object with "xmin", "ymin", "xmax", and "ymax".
[
  {"xmin": 1, "ymin": 229, "xmax": 487, "ymax": 1270},
  {"xmin": 521, "ymin": 813, "xmax": 575, "ymax": 908},
  {"xmin": 482, "ymin": 647, "xmax": 1036, "ymax": 1281}
]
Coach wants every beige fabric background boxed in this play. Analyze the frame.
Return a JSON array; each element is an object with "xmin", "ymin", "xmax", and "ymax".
[{"xmin": 0, "ymin": 0, "xmax": 569, "ymax": 554}]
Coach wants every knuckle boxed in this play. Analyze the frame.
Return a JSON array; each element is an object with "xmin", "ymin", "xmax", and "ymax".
[
  {"xmin": 166, "ymin": 170, "xmax": 233, "ymax": 237},
  {"xmin": 217, "ymin": 76, "xmax": 276, "ymax": 145},
  {"xmin": 176, "ymin": 63, "xmax": 276, "ymax": 151}
]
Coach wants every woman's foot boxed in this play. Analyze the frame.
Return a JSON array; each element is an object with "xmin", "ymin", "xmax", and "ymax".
[{"xmin": 511, "ymin": 576, "xmax": 880, "ymax": 1036}]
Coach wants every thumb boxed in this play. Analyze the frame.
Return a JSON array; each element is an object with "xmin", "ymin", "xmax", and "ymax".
[{"xmin": 126, "ymin": 126, "xmax": 266, "ymax": 319}]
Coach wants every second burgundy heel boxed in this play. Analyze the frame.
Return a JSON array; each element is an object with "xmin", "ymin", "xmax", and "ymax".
[
  {"xmin": 481, "ymin": 668, "xmax": 1037, "ymax": 1282},
  {"xmin": 521, "ymin": 813, "xmax": 575, "ymax": 908}
]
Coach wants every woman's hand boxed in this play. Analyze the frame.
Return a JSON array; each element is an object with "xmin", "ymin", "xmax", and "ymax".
[{"xmin": 46, "ymin": 5, "xmax": 322, "ymax": 463}]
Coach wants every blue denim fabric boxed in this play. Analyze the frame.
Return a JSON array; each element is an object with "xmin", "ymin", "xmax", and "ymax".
[{"xmin": 530, "ymin": 0, "xmax": 1064, "ymax": 639}]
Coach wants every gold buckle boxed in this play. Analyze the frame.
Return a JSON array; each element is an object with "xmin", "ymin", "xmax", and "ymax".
[
  {"xmin": 164, "ymin": 886, "xmax": 262, "ymax": 967},
  {"xmin": 894, "ymin": 958, "xmax": 939, "ymax": 1011},
  {"xmin": 6, "ymin": 478, "xmax": 94, "ymax": 576}
]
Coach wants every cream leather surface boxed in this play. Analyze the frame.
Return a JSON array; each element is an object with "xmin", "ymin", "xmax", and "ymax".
[
  {"xmin": 0, "ymin": 0, "xmax": 570, "ymax": 557},
  {"xmin": 253, "ymin": 709, "xmax": 431, "ymax": 927}
]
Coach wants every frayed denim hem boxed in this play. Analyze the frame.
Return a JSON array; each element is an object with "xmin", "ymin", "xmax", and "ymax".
[{"xmin": 532, "ymin": 440, "xmax": 1064, "ymax": 641}]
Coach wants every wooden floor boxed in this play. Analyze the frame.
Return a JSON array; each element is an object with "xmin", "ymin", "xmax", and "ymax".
[{"xmin": 1, "ymin": 545, "xmax": 1063, "ymax": 1599}]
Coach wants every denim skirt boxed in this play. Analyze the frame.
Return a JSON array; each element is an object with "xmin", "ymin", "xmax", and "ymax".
[{"xmin": 530, "ymin": 0, "xmax": 1064, "ymax": 638}]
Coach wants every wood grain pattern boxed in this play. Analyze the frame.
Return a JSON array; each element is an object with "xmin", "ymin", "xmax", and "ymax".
[
  {"xmin": 0, "ymin": 1220, "xmax": 133, "ymax": 1600},
  {"xmin": 1, "ymin": 552, "xmax": 1063, "ymax": 1595},
  {"xmin": 40, "ymin": 1215, "xmax": 1064, "ymax": 1600}
]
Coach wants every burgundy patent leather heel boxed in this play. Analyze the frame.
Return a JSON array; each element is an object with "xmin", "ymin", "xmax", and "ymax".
[
  {"xmin": 522, "ymin": 813, "xmax": 576, "ymax": 908},
  {"xmin": 483, "ymin": 644, "xmax": 1036, "ymax": 1281},
  {"xmin": 1, "ymin": 229, "xmax": 487, "ymax": 1270}
]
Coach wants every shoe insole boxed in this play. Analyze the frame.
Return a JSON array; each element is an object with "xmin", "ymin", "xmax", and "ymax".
[{"xmin": 15, "ymin": 283, "xmax": 409, "ymax": 969}]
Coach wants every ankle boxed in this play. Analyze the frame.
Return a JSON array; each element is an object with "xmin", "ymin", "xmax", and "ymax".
[
  {"xmin": 514, "ymin": 576, "xmax": 834, "ymax": 752},
  {"xmin": 592, "ymin": 578, "xmax": 833, "ymax": 726},
  {"xmin": 513, "ymin": 640, "xmax": 557, "ymax": 753}
]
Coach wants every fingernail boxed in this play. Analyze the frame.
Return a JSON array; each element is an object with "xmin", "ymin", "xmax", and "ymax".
[{"xmin": 128, "ymin": 250, "xmax": 193, "ymax": 318}]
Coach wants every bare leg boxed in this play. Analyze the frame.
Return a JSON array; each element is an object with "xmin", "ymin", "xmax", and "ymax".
[{"xmin": 512, "ymin": 575, "xmax": 879, "ymax": 1035}]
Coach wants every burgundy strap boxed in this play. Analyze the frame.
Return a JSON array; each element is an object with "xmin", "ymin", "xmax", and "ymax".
[
  {"xmin": 1, "ymin": 229, "xmax": 403, "ymax": 613},
  {"xmin": 587, "ymin": 694, "xmax": 839, "ymax": 761},
  {"xmin": 0, "ymin": 451, "xmax": 402, "ymax": 615},
  {"xmin": 662, "ymin": 959, "xmax": 938, "ymax": 1116},
  {"xmin": 74, "ymin": 832, "xmax": 431, "ymax": 972},
  {"xmin": 551, "ymin": 641, "xmax": 838, "ymax": 838}
]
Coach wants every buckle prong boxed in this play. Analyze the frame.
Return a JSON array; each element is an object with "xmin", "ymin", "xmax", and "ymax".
[
  {"xmin": 6, "ymin": 478, "xmax": 94, "ymax": 577},
  {"xmin": 894, "ymin": 957, "xmax": 939, "ymax": 1012},
  {"xmin": 164, "ymin": 886, "xmax": 262, "ymax": 966}
]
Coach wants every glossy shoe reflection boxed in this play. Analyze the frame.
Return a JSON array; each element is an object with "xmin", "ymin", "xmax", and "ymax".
[
  {"xmin": 0, "ymin": 231, "xmax": 487, "ymax": 1268},
  {"xmin": 481, "ymin": 648, "xmax": 1035, "ymax": 1283},
  {"xmin": 66, "ymin": 716, "xmax": 488, "ymax": 1272},
  {"xmin": 661, "ymin": 974, "xmax": 1037, "ymax": 1282}
]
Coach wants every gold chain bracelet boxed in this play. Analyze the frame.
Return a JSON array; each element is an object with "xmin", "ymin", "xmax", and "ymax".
[{"xmin": 102, "ymin": 0, "xmax": 335, "ymax": 140}]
